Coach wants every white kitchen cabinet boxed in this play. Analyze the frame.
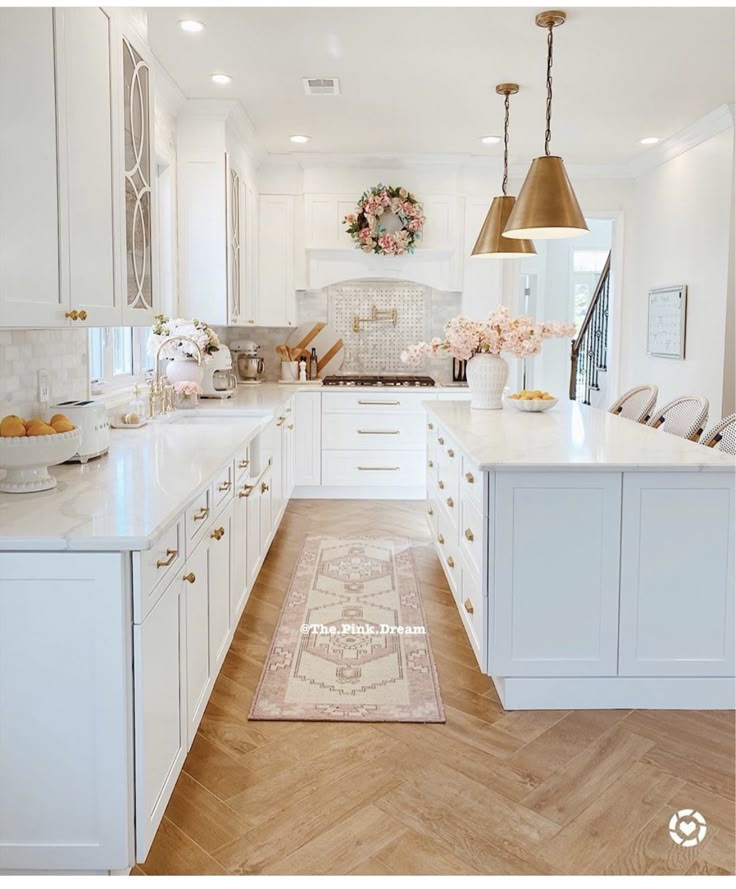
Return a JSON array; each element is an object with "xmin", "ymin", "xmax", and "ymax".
[
  {"xmin": 246, "ymin": 477, "xmax": 262, "ymax": 589},
  {"xmin": 133, "ymin": 571, "xmax": 185, "ymax": 861},
  {"xmin": 0, "ymin": 10, "xmax": 62, "ymax": 326},
  {"xmin": 258, "ymin": 195, "xmax": 296, "ymax": 327},
  {"xmin": 619, "ymin": 473, "xmax": 735, "ymax": 677},
  {"xmin": 242, "ymin": 180, "xmax": 259, "ymax": 324},
  {"xmin": 492, "ymin": 471, "xmax": 622, "ymax": 677},
  {"xmin": 208, "ymin": 501, "xmax": 233, "ymax": 672},
  {"xmin": 231, "ymin": 474, "xmax": 251, "ymax": 624},
  {"xmin": 0, "ymin": 552, "xmax": 133, "ymax": 871},
  {"xmin": 294, "ymin": 391, "xmax": 322, "ymax": 487},
  {"xmin": 259, "ymin": 467, "xmax": 274, "ymax": 553},
  {"xmin": 182, "ymin": 538, "xmax": 210, "ymax": 747},
  {"xmin": 56, "ymin": 7, "xmax": 118, "ymax": 327},
  {"xmin": 282, "ymin": 400, "xmax": 297, "ymax": 498}
]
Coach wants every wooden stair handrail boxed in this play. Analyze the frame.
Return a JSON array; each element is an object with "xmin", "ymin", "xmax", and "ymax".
[{"xmin": 569, "ymin": 251, "xmax": 611, "ymax": 400}]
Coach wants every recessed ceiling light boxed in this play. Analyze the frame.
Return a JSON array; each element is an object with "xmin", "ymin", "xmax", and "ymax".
[
  {"xmin": 210, "ymin": 73, "xmax": 232, "ymax": 86},
  {"xmin": 480, "ymin": 135, "xmax": 501, "ymax": 145},
  {"xmin": 178, "ymin": 20, "xmax": 205, "ymax": 33},
  {"xmin": 289, "ymin": 135, "xmax": 311, "ymax": 144},
  {"xmin": 640, "ymin": 137, "xmax": 660, "ymax": 145}
]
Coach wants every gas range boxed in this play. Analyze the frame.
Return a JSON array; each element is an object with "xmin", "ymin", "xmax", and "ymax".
[{"xmin": 322, "ymin": 374, "xmax": 436, "ymax": 388}]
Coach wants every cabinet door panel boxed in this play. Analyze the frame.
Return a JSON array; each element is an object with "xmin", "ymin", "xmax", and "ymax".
[
  {"xmin": 619, "ymin": 473, "xmax": 735, "ymax": 677},
  {"xmin": 246, "ymin": 485, "xmax": 261, "ymax": 587},
  {"xmin": 184, "ymin": 539, "xmax": 210, "ymax": 746},
  {"xmin": 0, "ymin": 9, "xmax": 61, "ymax": 325},
  {"xmin": 493, "ymin": 472, "xmax": 622, "ymax": 676},
  {"xmin": 134, "ymin": 573, "xmax": 185, "ymax": 861},
  {"xmin": 257, "ymin": 195, "xmax": 295, "ymax": 326},
  {"xmin": 231, "ymin": 484, "xmax": 250, "ymax": 623},
  {"xmin": 295, "ymin": 391, "xmax": 322, "ymax": 486},
  {"xmin": 208, "ymin": 502, "xmax": 232, "ymax": 672}
]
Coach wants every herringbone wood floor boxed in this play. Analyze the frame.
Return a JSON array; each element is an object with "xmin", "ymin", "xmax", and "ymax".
[{"xmin": 133, "ymin": 501, "xmax": 736, "ymax": 876}]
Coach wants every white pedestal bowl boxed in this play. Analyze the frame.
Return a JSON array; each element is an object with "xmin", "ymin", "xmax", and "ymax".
[{"xmin": 0, "ymin": 427, "xmax": 82, "ymax": 493}]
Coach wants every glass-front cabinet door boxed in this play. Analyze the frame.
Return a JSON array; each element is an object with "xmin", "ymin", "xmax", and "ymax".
[
  {"xmin": 120, "ymin": 32, "xmax": 156, "ymax": 325},
  {"xmin": 227, "ymin": 156, "xmax": 242, "ymax": 325}
]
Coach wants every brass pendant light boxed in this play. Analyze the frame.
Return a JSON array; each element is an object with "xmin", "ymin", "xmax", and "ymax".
[
  {"xmin": 472, "ymin": 84, "xmax": 536, "ymax": 258},
  {"xmin": 503, "ymin": 10, "xmax": 588, "ymax": 240}
]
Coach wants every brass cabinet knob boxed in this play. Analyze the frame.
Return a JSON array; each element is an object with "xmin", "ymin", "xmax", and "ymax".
[
  {"xmin": 428, "ymin": 460, "xmax": 434, "ymax": 468},
  {"xmin": 78, "ymin": 310, "xmax": 87, "ymax": 321},
  {"xmin": 287, "ymin": 423, "xmax": 294, "ymax": 430},
  {"xmin": 239, "ymin": 484, "xmax": 255, "ymax": 498},
  {"xmin": 427, "ymin": 422, "xmax": 434, "ymax": 430},
  {"xmin": 238, "ymin": 459, "xmax": 249, "ymax": 469},
  {"xmin": 465, "ymin": 472, "xmax": 475, "ymax": 484},
  {"xmin": 446, "ymin": 497, "xmax": 454, "ymax": 508},
  {"xmin": 464, "ymin": 528, "xmax": 474, "ymax": 542},
  {"xmin": 261, "ymin": 482, "xmax": 270, "ymax": 493},
  {"xmin": 217, "ymin": 481, "xmax": 232, "ymax": 492},
  {"xmin": 156, "ymin": 548, "xmax": 177, "ymax": 568},
  {"xmin": 447, "ymin": 449, "xmax": 455, "ymax": 458},
  {"xmin": 427, "ymin": 506, "xmax": 434, "ymax": 516},
  {"xmin": 437, "ymin": 533, "xmax": 444, "ymax": 545},
  {"xmin": 447, "ymin": 556, "xmax": 455, "ymax": 569},
  {"xmin": 248, "ymin": 319, "xmax": 256, "ymax": 324},
  {"xmin": 464, "ymin": 598, "xmax": 474, "ymax": 614},
  {"xmin": 438, "ymin": 480, "xmax": 445, "ymax": 490},
  {"xmin": 438, "ymin": 436, "xmax": 445, "ymax": 445},
  {"xmin": 65, "ymin": 310, "xmax": 79, "ymax": 320},
  {"xmin": 193, "ymin": 506, "xmax": 209, "ymax": 521},
  {"xmin": 210, "ymin": 526, "xmax": 225, "ymax": 540},
  {"xmin": 183, "ymin": 572, "xmax": 196, "ymax": 584}
]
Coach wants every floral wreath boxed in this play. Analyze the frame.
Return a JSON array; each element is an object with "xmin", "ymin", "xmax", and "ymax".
[{"xmin": 344, "ymin": 184, "xmax": 425, "ymax": 256}]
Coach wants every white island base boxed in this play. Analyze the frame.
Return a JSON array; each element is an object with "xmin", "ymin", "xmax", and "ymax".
[{"xmin": 425, "ymin": 400, "xmax": 736, "ymax": 710}]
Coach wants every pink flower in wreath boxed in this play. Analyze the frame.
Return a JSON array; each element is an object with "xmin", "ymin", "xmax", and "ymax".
[
  {"xmin": 345, "ymin": 214, "xmax": 356, "ymax": 224},
  {"xmin": 399, "ymin": 187, "xmax": 408, "ymax": 199},
  {"xmin": 407, "ymin": 219, "xmax": 421, "ymax": 233}
]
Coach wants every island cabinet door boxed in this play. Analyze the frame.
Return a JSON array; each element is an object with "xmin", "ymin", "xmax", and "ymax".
[
  {"xmin": 133, "ymin": 570, "xmax": 186, "ymax": 863},
  {"xmin": 0, "ymin": 553, "xmax": 133, "ymax": 872},
  {"xmin": 619, "ymin": 472, "xmax": 735, "ymax": 677},
  {"xmin": 208, "ymin": 500, "xmax": 233, "ymax": 673},
  {"xmin": 183, "ymin": 538, "xmax": 211, "ymax": 747},
  {"xmin": 492, "ymin": 472, "xmax": 622, "ymax": 677}
]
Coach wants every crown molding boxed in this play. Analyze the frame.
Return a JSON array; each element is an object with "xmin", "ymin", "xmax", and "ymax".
[
  {"xmin": 178, "ymin": 99, "xmax": 265, "ymax": 164},
  {"xmin": 627, "ymin": 104, "xmax": 734, "ymax": 177},
  {"xmin": 153, "ymin": 61, "xmax": 187, "ymax": 118}
]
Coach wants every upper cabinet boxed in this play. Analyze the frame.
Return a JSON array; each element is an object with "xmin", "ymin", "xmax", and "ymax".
[
  {"xmin": 177, "ymin": 110, "xmax": 258, "ymax": 327},
  {"xmin": 257, "ymin": 195, "xmax": 296, "ymax": 327},
  {"xmin": 0, "ymin": 8, "xmax": 157, "ymax": 329}
]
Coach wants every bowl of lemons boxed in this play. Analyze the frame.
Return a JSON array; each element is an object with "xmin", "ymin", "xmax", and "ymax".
[
  {"xmin": 0, "ymin": 414, "xmax": 82, "ymax": 493},
  {"xmin": 506, "ymin": 390, "xmax": 558, "ymax": 412}
]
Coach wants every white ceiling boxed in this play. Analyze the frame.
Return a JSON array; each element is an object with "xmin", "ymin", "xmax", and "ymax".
[{"xmin": 147, "ymin": 7, "xmax": 735, "ymax": 166}]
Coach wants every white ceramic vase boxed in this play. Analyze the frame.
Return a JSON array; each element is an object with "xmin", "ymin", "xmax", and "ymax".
[
  {"xmin": 466, "ymin": 353, "xmax": 509, "ymax": 410},
  {"xmin": 166, "ymin": 357, "xmax": 205, "ymax": 388}
]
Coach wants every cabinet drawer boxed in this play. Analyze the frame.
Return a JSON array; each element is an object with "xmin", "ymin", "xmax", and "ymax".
[
  {"xmin": 234, "ymin": 446, "xmax": 251, "ymax": 484},
  {"xmin": 460, "ymin": 497, "xmax": 484, "ymax": 575},
  {"xmin": 322, "ymin": 392, "xmax": 431, "ymax": 414},
  {"xmin": 185, "ymin": 485, "xmax": 214, "ymax": 553},
  {"xmin": 134, "ymin": 518, "xmax": 185, "ymax": 622},
  {"xmin": 213, "ymin": 463, "xmax": 234, "ymax": 512},
  {"xmin": 436, "ymin": 508, "xmax": 460, "ymax": 596},
  {"xmin": 323, "ymin": 412, "xmax": 426, "ymax": 450},
  {"xmin": 322, "ymin": 450, "xmax": 425, "ymax": 487},
  {"xmin": 435, "ymin": 464, "xmax": 459, "ymax": 520},
  {"xmin": 462, "ymin": 455, "xmax": 484, "ymax": 510}
]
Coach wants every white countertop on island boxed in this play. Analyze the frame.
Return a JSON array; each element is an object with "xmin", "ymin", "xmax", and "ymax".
[{"xmin": 424, "ymin": 399, "xmax": 736, "ymax": 472}]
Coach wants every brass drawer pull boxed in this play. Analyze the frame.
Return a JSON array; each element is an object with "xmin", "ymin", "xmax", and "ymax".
[
  {"xmin": 156, "ymin": 549, "xmax": 177, "ymax": 568},
  {"xmin": 465, "ymin": 471, "xmax": 475, "ymax": 484},
  {"xmin": 183, "ymin": 572, "xmax": 196, "ymax": 584},
  {"xmin": 210, "ymin": 526, "xmax": 225, "ymax": 540},
  {"xmin": 358, "ymin": 400, "xmax": 400, "ymax": 406},
  {"xmin": 239, "ymin": 484, "xmax": 255, "ymax": 498},
  {"xmin": 357, "ymin": 429, "xmax": 400, "ymax": 435},
  {"xmin": 65, "ymin": 310, "xmax": 79, "ymax": 320},
  {"xmin": 193, "ymin": 506, "xmax": 209, "ymax": 521},
  {"xmin": 446, "ymin": 497, "xmax": 454, "ymax": 508},
  {"xmin": 238, "ymin": 459, "xmax": 249, "ymax": 469},
  {"xmin": 447, "ymin": 556, "xmax": 455, "ymax": 569},
  {"xmin": 437, "ymin": 533, "xmax": 444, "ymax": 545},
  {"xmin": 428, "ymin": 460, "xmax": 434, "ymax": 468},
  {"xmin": 427, "ymin": 506, "xmax": 434, "ymax": 516},
  {"xmin": 464, "ymin": 598, "xmax": 474, "ymax": 614},
  {"xmin": 438, "ymin": 480, "xmax": 445, "ymax": 489},
  {"xmin": 438, "ymin": 436, "xmax": 445, "ymax": 445},
  {"xmin": 357, "ymin": 466, "xmax": 400, "ymax": 471},
  {"xmin": 464, "ymin": 528, "xmax": 475, "ymax": 542},
  {"xmin": 276, "ymin": 417, "xmax": 285, "ymax": 426},
  {"xmin": 261, "ymin": 482, "xmax": 270, "ymax": 493},
  {"xmin": 218, "ymin": 481, "xmax": 232, "ymax": 492}
]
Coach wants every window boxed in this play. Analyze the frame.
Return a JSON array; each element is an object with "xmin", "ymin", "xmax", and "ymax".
[{"xmin": 89, "ymin": 327, "xmax": 153, "ymax": 389}]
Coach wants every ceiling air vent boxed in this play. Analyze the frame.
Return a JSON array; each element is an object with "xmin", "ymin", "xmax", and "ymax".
[{"xmin": 302, "ymin": 77, "xmax": 341, "ymax": 96}]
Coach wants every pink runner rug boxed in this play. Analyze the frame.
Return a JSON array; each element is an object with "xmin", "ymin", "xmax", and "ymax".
[{"xmin": 249, "ymin": 536, "xmax": 445, "ymax": 722}]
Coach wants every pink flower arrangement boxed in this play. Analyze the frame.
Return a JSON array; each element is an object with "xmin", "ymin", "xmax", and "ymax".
[
  {"xmin": 401, "ymin": 307, "xmax": 576, "ymax": 364},
  {"xmin": 344, "ymin": 184, "xmax": 425, "ymax": 255}
]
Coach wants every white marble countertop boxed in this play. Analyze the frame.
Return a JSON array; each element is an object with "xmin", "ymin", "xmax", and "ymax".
[{"xmin": 425, "ymin": 399, "xmax": 736, "ymax": 472}]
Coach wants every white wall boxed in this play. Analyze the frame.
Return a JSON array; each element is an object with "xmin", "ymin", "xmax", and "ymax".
[{"xmin": 619, "ymin": 127, "xmax": 735, "ymax": 417}]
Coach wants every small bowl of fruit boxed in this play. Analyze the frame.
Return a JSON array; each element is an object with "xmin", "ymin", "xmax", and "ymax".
[
  {"xmin": 0, "ymin": 414, "xmax": 82, "ymax": 493},
  {"xmin": 506, "ymin": 389, "xmax": 558, "ymax": 412}
]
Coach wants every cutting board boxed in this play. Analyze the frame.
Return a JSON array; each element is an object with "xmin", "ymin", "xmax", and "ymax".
[{"xmin": 287, "ymin": 321, "xmax": 345, "ymax": 378}]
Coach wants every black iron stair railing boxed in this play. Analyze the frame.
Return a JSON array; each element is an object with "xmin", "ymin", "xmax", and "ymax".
[{"xmin": 569, "ymin": 251, "xmax": 611, "ymax": 404}]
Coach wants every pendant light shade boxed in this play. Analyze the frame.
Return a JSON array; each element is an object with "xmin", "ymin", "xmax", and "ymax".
[
  {"xmin": 503, "ymin": 155, "xmax": 588, "ymax": 239},
  {"xmin": 503, "ymin": 10, "xmax": 588, "ymax": 241},
  {"xmin": 472, "ymin": 195, "xmax": 537, "ymax": 256},
  {"xmin": 471, "ymin": 83, "xmax": 536, "ymax": 258}
]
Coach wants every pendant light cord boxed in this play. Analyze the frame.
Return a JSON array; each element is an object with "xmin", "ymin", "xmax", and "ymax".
[
  {"xmin": 544, "ymin": 24, "xmax": 554, "ymax": 156},
  {"xmin": 502, "ymin": 91, "xmax": 510, "ymax": 196}
]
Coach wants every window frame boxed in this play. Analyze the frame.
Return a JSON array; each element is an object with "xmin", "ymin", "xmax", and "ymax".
[{"xmin": 89, "ymin": 327, "xmax": 153, "ymax": 393}]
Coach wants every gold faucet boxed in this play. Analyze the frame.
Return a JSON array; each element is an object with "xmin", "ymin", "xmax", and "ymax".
[
  {"xmin": 352, "ymin": 306, "xmax": 398, "ymax": 334},
  {"xmin": 150, "ymin": 335, "xmax": 205, "ymax": 418}
]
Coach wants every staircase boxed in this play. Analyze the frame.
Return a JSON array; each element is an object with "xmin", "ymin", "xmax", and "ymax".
[{"xmin": 569, "ymin": 251, "xmax": 611, "ymax": 405}]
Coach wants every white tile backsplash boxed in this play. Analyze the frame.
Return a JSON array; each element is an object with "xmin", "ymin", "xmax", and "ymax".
[{"xmin": 0, "ymin": 328, "xmax": 89, "ymax": 415}]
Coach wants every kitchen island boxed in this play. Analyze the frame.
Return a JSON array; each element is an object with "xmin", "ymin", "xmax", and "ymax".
[{"xmin": 424, "ymin": 399, "xmax": 735, "ymax": 711}]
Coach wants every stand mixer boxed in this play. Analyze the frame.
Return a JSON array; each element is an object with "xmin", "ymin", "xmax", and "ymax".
[{"xmin": 233, "ymin": 340, "xmax": 265, "ymax": 384}]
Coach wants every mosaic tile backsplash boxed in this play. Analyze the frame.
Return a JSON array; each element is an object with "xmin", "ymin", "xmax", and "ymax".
[{"xmin": 0, "ymin": 328, "xmax": 89, "ymax": 414}]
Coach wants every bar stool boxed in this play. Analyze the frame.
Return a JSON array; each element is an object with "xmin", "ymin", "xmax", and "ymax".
[
  {"xmin": 608, "ymin": 385, "xmax": 658, "ymax": 423},
  {"xmin": 700, "ymin": 414, "xmax": 736, "ymax": 454},
  {"xmin": 646, "ymin": 395, "xmax": 709, "ymax": 441}
]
